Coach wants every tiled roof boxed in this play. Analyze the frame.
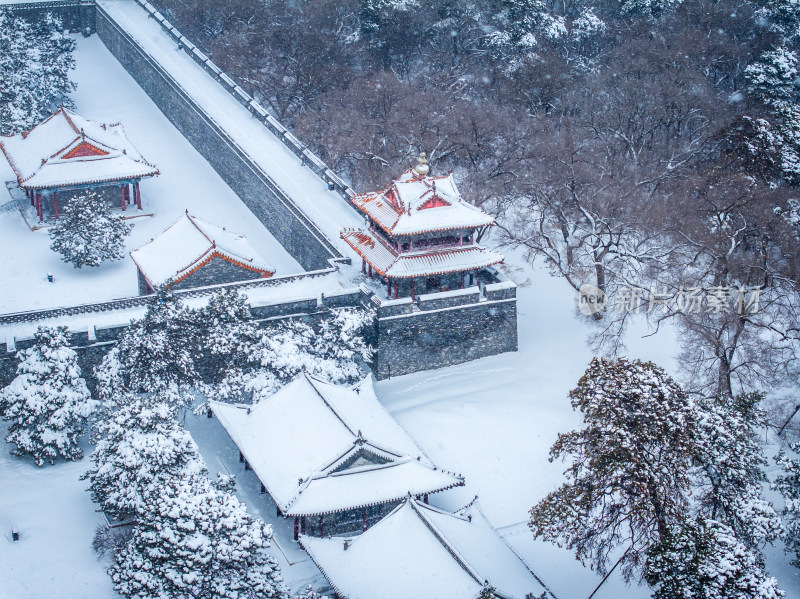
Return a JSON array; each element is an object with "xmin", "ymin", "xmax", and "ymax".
[
  {"xmin": 210, "ymin": 374, "xmax": 463, "ymax": 517},
  {"xmin": 0, "ymin": 107, "xmax": 159, "ymax": 190},
  {"xmin": 341, "ymin": 228, "xmax": 503, "ymax": 279},
  {"xmin": 300, "ymin": 497, "xmax": 553, "ymax": 599},
  {"xmin": 130, "ymin": 212, "xmax": 275, "ymax": 288},
  {"xmin": 351, "ymin": 170, "xmax": 495, "ymax": 236}
]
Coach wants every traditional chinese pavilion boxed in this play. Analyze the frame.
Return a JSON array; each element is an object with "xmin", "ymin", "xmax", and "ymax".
[
  {"xmin": 0, "ymin": 107, "xmax": 159, "ymax": 222},
  {"xmin": 130, "ymin": 211, "xmax": 275, "ymax": 294},
  {"xmin": 341, "ymin": 153, "xmax": 504, "ymax": 299},
  {"xmin": 210, "ymin": 373, "xmax": 464, "ymax": 539}
]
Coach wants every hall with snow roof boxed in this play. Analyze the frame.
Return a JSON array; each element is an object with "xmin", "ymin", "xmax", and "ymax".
[
  {"xmin": 130, "ymin": 211, "xmax": 275, "ymax": 293},
  {"xmin": 210, "ymin": 373, "xmax": 464, "ymax": 539},
  {"xmin": 0, "ymin": 107, "xmax": 158, "ymax": 222}
]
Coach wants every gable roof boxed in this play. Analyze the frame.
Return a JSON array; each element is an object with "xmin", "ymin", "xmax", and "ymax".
[
  {"xmin": 351, "ymin": 170, "xmax": 495, "ymax": 236},
  {"xmin": 130, "ymin": 212, "xmax": 275, "ymax": 288},
  {"xmin": 300, "ymin": 497, "xmax": 554, "ymax": 599},
  {"xmin": 0, "ymin": 107, "xmax": 159, "ymax": 190},
  {"xmin": 210, "ymin": 374, "xmax": 463, "ymax": 516}
]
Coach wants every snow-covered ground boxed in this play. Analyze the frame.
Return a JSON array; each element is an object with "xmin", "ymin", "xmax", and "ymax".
[
  {"xmin": 0, "ymin": 33, "xmax": 303, "ymax": 315},
  {"xmin": 3, "ymin": 7, "xmax": 800, "ymax": 599}
]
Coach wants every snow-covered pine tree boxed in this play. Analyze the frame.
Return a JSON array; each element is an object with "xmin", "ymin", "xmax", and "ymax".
[
  {"xmin": 196, "ymin": 288, "xmax": 260, "ymax": 388},
  {"xmin": 110, "ymin": 474, "xmax": 288, "ymax": 599},
  {"xmin": 694, "ymin": 393, "xmax": 781, "ymax": 548},
  {"xmin": 292, "ymin": 586, "xmax": 324, "ymax": 599},
  {"xmin": 83, "ymin": 392, "xmax": 206, "ymax": 520},
  {"xmin": 206, "ymin": 307, "xmax": 373, "ymax": 404},
  {"xmin": 0, "ymin": 11, "xmax": 76, "ymax": 135},
  {"xmin": 645, "ymin": 517, "xmax": 784, "ymax": 599},
  {"xmin": 49, "ymin": 190, "xmax": 132, "ymax": 268},
  {"xmin": 530, "ymin": 357, "xmax": 699, "ymax": 580},
  {"xmin": 487, "ymin": 0, "xmax": 566, "ymax": 68},
  {"xmin": 95, "ymin": 289, "xmax": 200, "ymax": 411},
  {"xmin": 0, "ymin": 326, "xmax": 95, "ymax": 466},
  {"xmin": 773, "ymin": 444, "xmax": 800, "ymax": 568},
  {"xmin": 618, "ymin": 0, "xmax": 683, "ymax": 18}
]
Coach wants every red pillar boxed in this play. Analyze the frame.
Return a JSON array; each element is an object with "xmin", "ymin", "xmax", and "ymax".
[
  {"xmin": 393, "ymin": 281, "xmax": 399, "ymax": 299},
  {"xmin": 35, "ymin": 192, "xmax": 42, "ymax": 221},
  {"xmin": 53, "ymin": 190, "xmax": 58, "ymax": 220},
  {"xmin": 121, "ymin": 184, "xmax": 126, "ymax": 211},
  {"xmin": 134, "ymin": 181, "xmax": 142, "ymax": 209},
  {"xmin": 410, "ymin": 280, "xmax": 415, "ymax": 301},
  {"xmin": 293, "ymin": 517, "xmax": 299, "ymax": 540},
  {"xmin": 461, "ymin": 272, "xmax": 465, "ymax": 289},
  {"xmin": 368, "ymin": 264, "xmax": 372, "ymax": 278},
  {"xmin": 300, "ymin": 517, "xmax": 306, "ymax": 535},
  {"xmin": 387, "ymin": 278, "xmax": 392, "ymax": 299},
  {"xmin": 362, "ymin": 259, "xmax": 366, "ymax": 274},
  {"xmin": 363, "ymin": 507, "xmax": 368, "ymax": 532},
  {"xmin": 28, "ymin": 189, "xmax": 34, "ymax": 207}
]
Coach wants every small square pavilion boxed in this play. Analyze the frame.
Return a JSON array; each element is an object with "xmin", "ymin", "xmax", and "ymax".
[{"xmin": 0, "ymin": 107, "xmax": 159, "ymax": 222}]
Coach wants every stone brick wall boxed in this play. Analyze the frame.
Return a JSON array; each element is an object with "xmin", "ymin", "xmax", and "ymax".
[
  {"xmin": 94, "ymin": 5, "xmax": 338, "ymax": 272},
  {"xmin": 369, "ymin": 286, "xmax": 518, "ymax": 380},
  {"xmin": 3, "ymin": 1, "xmax": 96, "ymax": 34},
  {"xmin": 169, "ymin": 256, "xmax": 266, "ymax": 292}
]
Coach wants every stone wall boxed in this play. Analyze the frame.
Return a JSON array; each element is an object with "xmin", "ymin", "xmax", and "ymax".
[
  {"xmin": 368, "ymin": 282, "xmax": 519, "ymax": 380},
  {"xmin": 94, "ymin": 5, "xmax": 339, "ymax": 272},
  {"xmin": 170, "ymin": 256, "xmax": 266, "ymax": 292},
  {"xmin": 3, "ymin": 1, "xmax": 96, "ymax": 34}
]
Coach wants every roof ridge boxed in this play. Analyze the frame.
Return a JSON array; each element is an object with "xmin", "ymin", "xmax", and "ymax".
[
  {"xmin": 303, "ymin": 373, "xmax": 360, "ymax": 437},
  {"xmin": 408, "ymin": 498, "xmax": 486, "ymax": 586},
  {"xmin": 60, "ymin": 106, "xmax": 81, "ymax": 135}
]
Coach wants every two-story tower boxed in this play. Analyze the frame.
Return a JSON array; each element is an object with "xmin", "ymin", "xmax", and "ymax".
[{"xmin": 341, "ymin": 154, "xmax": 504, "ymax": 299}]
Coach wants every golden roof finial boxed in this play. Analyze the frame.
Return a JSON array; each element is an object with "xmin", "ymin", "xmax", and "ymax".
[{"xmin": 414, "ymin": 151, "xmax": 429, "ymax": 177}]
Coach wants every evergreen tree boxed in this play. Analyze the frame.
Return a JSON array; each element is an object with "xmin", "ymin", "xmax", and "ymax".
[
  {"xmin": 0, "ymin": 11, "xmax": 76, "ymax": 135},
  {"xmin": 618, "ymin": 0, "xmax": 683, "ymax": 18},
  {"xmin": 645, "ymin": 518, "xmax": 783, "ymax": 599},
  {"xmin": 49, "ymin": 190, "xmax": 132, "ymax": 268},
  {"xmin": 196, "ymin": 288, "xmax": 260, "ymax": 388},
  {"xmin": 694, "ymin": 393, "xmax": 781, "ymax": 548},
  {"xmin": 487, "ymin": 0, "xmax": 566, "ymax": 68},
  {"xmin": 110, "ymin": 474, "xmax": 288, "ymax": 599},
  {"xmin": 83, "ymin": 392, "xmax": 206, "ymax": 520},
  {"xmin": 530, "ymin": 357, "xmax": 699, "ymax": 580},
  {"xmin": 773, "ymin": 444, "xmax": 800, "ymax": 568},
  {"xmin": 207, "ymin": 307, "xmax": 373, "ymax": 404},
  {"xmin": 0, "ymin": 326, "xmax": 95, "ymax": 466},
  {"xmin": 95, "ymin": 289, "xmax": 200, "ymax": 410}
]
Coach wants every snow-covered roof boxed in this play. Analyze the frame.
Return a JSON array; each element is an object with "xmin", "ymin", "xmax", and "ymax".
[
  {"xmin": 130, "ymin": 212, "xmax": 275, "ymax": 288},
  {"xmin": 301, "ymin": 497, "xmax": 553, "ymax": 599},
  {"xmin": 351, "ymin": 169, "xmax": 495, "ymax": 236},
  {"xmin": 341, "ymin": 228, "xmax": 504, "ymax": 279},
  {"xmin": 210, "ymin": 374, "xmax": 463, "ymax": 516},
  {"xmin": 0, "ymin": 107, "xmax": 159, "ymax": 190}
]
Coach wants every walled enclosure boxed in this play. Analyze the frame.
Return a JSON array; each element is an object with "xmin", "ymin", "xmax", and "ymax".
[{"xmin": 1, "ymin": 1, "xmax": 519, "ymax": 384}]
